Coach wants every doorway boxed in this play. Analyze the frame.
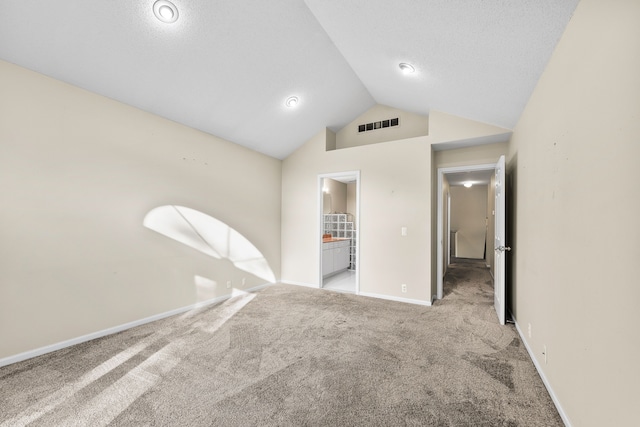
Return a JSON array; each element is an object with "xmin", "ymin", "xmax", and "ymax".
[
  {"xmin": 436, "ymin": 157, "xmax": 508, "ymax": 325},
  {"xmin": 436, "ymin": 163, "xmax": 495, "ymax": 300},
  {"xmin": 318, "ymin": 171, "xmax": 360, "ymax": 294}
]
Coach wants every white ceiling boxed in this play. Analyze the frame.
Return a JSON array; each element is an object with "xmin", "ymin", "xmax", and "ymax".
[{"xmin": 0, "ymin": 0, "xmax": 579, "ymax": 159}]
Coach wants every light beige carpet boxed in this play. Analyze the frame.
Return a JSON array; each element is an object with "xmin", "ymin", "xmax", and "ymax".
[{"xmin": 0, "ymin": 260, "xmax": 562, "ymax": 426}]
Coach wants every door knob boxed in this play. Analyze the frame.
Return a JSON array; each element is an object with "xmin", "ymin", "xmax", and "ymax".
[{"xmin": 496, "ymin": 245, "xmax": 512, "ymax": 252}]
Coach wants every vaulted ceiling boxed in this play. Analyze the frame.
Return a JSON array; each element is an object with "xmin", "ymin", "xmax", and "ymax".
[{"xmin": 0, "ymin": 0, "xmax": 579, "ymax": 159}]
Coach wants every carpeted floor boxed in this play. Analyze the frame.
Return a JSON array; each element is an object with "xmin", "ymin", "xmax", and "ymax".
[{"xmin": 0, "ymin": 259, "xmax": 562, "ymax": 426}]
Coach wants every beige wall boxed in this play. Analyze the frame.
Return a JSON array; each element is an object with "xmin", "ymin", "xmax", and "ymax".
[
  {"xmin": 282, "ymin": 130, "xmax": 432, "ymax": 300},
  {"xmin": 450, "ymin": 186, "xmax": 488, "ymax": 259},
  {"xmin": 0, "ymin": 60, "xmax": 282, "ymax": 360},
  {"xmin": 508, "ymin": 0, "xmax": 640, "ymax": 425},
  {"xmin": 283, "ymin": 111, "xmax": 512, "ymax": 301},
  {"xmin": 435, "ymin": 141, "xmax": 508, "ymax": 168},
  {"xmin": 335, "ymin": 104, "xmax": 428, "ymax": 150},
  {"xmin": 322, "ymin": 178, "xmax": 347, "ymax": 214}
]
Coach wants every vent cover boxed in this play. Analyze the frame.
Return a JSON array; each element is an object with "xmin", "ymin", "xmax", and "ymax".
[{"xmin": 358, "ymin": 117, "xmax": 399, "ymax": 133}]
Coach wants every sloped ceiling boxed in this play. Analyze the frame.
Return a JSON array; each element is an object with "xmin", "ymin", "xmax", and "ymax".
[{"xmin": 0, "ymin": 0, "xmax": 579, "ymax": 159}]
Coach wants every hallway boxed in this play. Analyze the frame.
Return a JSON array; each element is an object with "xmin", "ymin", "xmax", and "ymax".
[{"xmin": 442, "ymin": 258, "xmax": 495, "ymax": 300}]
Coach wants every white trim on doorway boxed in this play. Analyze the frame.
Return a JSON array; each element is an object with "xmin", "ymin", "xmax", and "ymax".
[{"xmin": 436, "ymin": 163, "xmax": 495, "ymax": 300}]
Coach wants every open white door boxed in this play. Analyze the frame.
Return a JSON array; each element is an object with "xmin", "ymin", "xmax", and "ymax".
[{"xmin": 494, "ymin": 155, "xmax": 510, "ymax": 325}]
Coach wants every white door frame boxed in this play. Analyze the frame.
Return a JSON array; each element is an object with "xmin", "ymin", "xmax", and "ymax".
[
  {"xmin": 318, "ymin": 171, "xmax": 360, "ymax": 294},
  {"xmin": 436, "ymin": 163, "xmax": 496, "ymax": 300}
]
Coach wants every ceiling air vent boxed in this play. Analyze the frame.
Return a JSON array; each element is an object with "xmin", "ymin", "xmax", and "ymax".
[{"xmin": 358, "ymin": 117, "xmax": 399, "ymax": 133}]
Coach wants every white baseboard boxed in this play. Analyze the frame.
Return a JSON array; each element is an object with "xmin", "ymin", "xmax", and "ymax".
[
  {"xmin": 281, "ymin": 280, "xmax": 319, "ymax": 289},
  {"xmin": 0, "ymin": 283, "xmax": 272, "ymax": 368},
  {"xmin": 283, "ymin": 281, "xmax": 432, "ymax": 306},
  {"xmin": 242, "ymin": 282, "xmax": 273, "ymax": 294},
  {"xmin": 511, "ymin": 313, "xmax": 572, "ymax": 427},
  {"xmin": 359, "ymin": 291, "xmax": 432, "ymax": 306}
]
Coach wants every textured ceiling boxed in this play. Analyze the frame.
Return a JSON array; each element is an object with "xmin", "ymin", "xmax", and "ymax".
[{"xmin": 0, "ymin": 0, "xmax": 579, "ymax": 159}]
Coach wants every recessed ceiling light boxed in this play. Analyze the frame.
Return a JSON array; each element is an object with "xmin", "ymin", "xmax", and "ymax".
[
  {"xmin": 285, "ymin": 96, "xmax": 299, "ymax": 108},
  {"xmin": 153, "ymin": 0, "xmax": 179, "ymax": 23},
  {"xmin": 399, "ymin": 63, "xmax": 415, "ymax": 74},
  {"xmin": 464, "ymin": 182, "xmax": 473, "ymax": 188}
]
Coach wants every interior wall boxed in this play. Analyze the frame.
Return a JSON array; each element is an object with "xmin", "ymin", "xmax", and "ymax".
[
  {"xmin": 449, "ymin": 185, "xmax": 488, "ymax": 259},
  {"xmin": 435, "ymin": 141, "xmax": 508, "ymax": 169},
  {"xmin": 0, "ymin": 60, "xmax": 282, "ymax": 360},
  {"xmin": 283, "ymin": 111, "xmax": 512, "ymax": 302},
  {"xmin": 335, "ymin": 104, "xmax": 428, "ymax": 150},
  {"xmin": 283, "ymin": 130, "xmax": 432, "ymax": 301},
  {"xmin": 508, "ymin": 0, "xmax": 640, "ymax": 425}
]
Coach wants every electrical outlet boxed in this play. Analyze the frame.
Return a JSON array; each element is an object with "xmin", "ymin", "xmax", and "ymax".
[
  {"xmin": 543, "ymin": 345, "xmax": 547, "ymax": 364},
  {"xmin": 401, "ymin": 227, "xmax": 407, "ymax": 236},
  {"xmin": 226, "ymin": 281, "xmax": 231, "ymax": 289},
  {"xmin": 401, "ymin": 284, "xmax": 407, "ymax": 293},
  {"xmin": 528, "ymin": 323, "xmax": 531, "ymax": 338}
]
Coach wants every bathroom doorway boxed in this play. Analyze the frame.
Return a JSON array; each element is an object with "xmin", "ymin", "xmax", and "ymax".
[{"xmin": 318, "ymin": 171, "xmax": 360, "ymax": 294}]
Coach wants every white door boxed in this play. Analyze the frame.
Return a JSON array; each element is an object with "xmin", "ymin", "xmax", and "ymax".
[{"xmin": 494, "ymin": 155, "xmax": 510, "ymax": 325}]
